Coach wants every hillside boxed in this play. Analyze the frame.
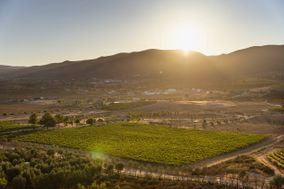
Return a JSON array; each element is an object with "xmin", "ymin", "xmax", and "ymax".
[
  {"xmin": 210, "ymin": 45, "xmax": 284, "ymax": 77},
  {"xmin": 0, "ymin": 65, "xmax": 24, "ymax": 76},
  {"xmin": 1, "ymin": 45, "xmax": 283, "ymax": 84}
]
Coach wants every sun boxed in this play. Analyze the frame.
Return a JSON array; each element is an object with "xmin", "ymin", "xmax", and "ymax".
[
  {"xmin": 175, "ymin": 30, "xmax": 193, "ymax": 52},
  {"xmin": 170, "ymin": 23, "xmax": 201, "ymax": 53}
]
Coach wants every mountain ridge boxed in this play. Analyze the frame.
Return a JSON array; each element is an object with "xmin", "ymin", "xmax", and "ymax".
[{"xmin": 1, "ymin": 45, "xmax": 283, "ymax": 83}]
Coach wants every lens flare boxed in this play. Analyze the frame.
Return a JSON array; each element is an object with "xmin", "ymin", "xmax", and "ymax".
[{"xmin": 91, "ymin": 150, "xmax": 107, "ymax": 161}]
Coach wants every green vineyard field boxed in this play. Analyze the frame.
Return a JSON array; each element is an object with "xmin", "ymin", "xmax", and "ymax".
[{"xmin": 16, "ymin": 123, "xmax": 266, "ymax": 165}]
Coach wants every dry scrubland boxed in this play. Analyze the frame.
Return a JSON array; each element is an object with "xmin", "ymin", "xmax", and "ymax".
[{"xmin": 16, "ymin": 123, "xmax": 266, "ymax": 165}]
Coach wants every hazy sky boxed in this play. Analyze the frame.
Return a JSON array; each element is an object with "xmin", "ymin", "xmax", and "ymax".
[{"xmin": 1, "ymin": 0, "xmax": 284, "ymax": 66}]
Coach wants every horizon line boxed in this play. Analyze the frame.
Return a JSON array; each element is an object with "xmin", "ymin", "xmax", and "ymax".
[{"xmin": 1, "ymin": 43, "xmax": 283, "ymax": 67}]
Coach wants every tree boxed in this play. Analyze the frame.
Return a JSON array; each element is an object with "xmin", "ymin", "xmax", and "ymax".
[
  {"xmin": 28, "ymin": 113, "xmax": 37, "ymax": 124},
  {"xmin": 270, "ymin": 175, "xmax": 284, "ymax": 189},
  {"xmin": 54, "ymin": 114, "xmax": 64, "ymax": 124},
  {"xmin": 106, "ymin": 165, "xmax": 114, "ymax": 175},
  {"xmin": 96, "ymin": 118, "xmax": 103, "ymax": 123},
  {"xmin": 89, "ymin": 181, "xmax": 107, "ymax": 189},
  {"xmin": 40, "ymin": 113, "xmax": 56, "ymax": 128},
  {"xmin": 115, "ymin": 163, "xmax": 124, "ymax": 174},
  {"xmin": 11, "ymin": 175, "xmax": 26, "ymax": 189},
  {"xmin": 6, "ymin": 167, "xmax": 21, "ymax": 181},
  {"xmin": 0, "ymin": 177, "xmax": 7, "ymax": 189},
  {"xmin": 75, "ymin": 119, "xmax": 80, "ymax": 124},
  {"xmin": 86, "ymin": 118, "xmax": 94, "ymax": 125},
  {"xmin": 63, "ymin": 116, "xmax": 69, "ymax": 126}
]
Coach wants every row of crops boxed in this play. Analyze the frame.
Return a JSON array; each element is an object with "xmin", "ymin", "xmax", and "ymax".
[
  {"xmin": 0, "ymin": 121, "xmax": 37, "ymax": 132},
  {"xmin": 15, "ymin": 123, "xmax": 266, "ymax": 165},
  {"xmin": 267, "ymin": 150, "xmax": 284, "ymax": 169}
]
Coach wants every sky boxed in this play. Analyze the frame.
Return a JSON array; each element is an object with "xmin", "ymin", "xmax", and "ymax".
[{"xmin": 0, "ymin": 0, "xmax": 284, "ymax": 66}]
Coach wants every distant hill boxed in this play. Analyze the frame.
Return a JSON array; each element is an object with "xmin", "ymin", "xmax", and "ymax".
[
  {"xmin": 1, "ymin": 45, "xmax": 284, "ymax": 85},
  {"xmin": 209, "ymin": 45, "xmax": 284, "ymax": 76},
  {"xmin": 0, "ymin": 65, "xmax": 25, "ymax": 76}
]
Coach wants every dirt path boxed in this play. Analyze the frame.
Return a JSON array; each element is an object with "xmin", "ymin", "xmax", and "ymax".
[
  {"xmin": 191, "ymin": 135, "xmax": 284, "ymax": 168},
  {"xmin": 121, "ymin": 168, "xmax": 270, "ymax": 189}
]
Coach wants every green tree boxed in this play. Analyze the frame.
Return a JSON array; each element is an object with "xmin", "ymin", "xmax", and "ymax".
[
  {"xmin": 86, "ymin": 118, "xmax": 94, "ymax": 125},
  {"xmin": 106, "ymin": 164, "xmax": 114, "ymax": 175},
  {"xmin": 115, "ymin": 163, "xmax": 124, "ymax": 174},
  {"xmin": 40, "ymin": 113, "xmax": 56, "ymax": 128},
  {"xmin": 54, "ymin": 114, "xmax": 64, "ymax": 124},
  {"xmin": 28, "ymin": 113, "xmax": 37, "ymax": 124},
  {"xmin": 89, "ymin": 181, "xmax": 107, "ymax": 189},
  {"xmin": 11, "ymin": 175, "xmax": 26, "ymax": 189},
  {"xmin": 6, "ymin": 167, "xmax": 21, "ymax": 181},
  {"xmin": 0, "ymin": 177, "xmax": 7, "ymax": 189},
  {"xmin": 63, "ymin": 116, "xmax": 69, "ymax": 126},
  {"xmin": 75, "ymin": 119, "xmax": 80, "ymax": 124}
]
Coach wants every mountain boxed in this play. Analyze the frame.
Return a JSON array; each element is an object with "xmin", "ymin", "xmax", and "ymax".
[
  {"xmin": 1, "ymin": 45, "xmax": 284, "ymax": 84},
  {"xmin": 209, "ymin": 45, "xmax": 284, "ymax": 76},
  {"xmin": 0, "ymin": 50, "xmax": 222, "ymax": 83},
  {"xmin": 0, "ymin": 65, "xmax": 24, "ymax": 75}
]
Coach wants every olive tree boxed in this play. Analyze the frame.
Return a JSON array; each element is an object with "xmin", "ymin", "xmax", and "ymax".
[
  {"xmin": 40, "ymin": 113, "xmax": 56, "ymax": 128},
  {"xmin": 28, "ymin": 113, "xmax": 37, "ymax": 124}
]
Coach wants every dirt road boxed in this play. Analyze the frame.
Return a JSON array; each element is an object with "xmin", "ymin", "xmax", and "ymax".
[{"xmin": 191, "ymin": 135, "xmax": 284, "ymax": 170}]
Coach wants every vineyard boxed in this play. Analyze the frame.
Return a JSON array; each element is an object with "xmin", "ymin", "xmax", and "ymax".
[
  {"xmin": 0, "ymin": 121, "xmax": 36, "ymax": 132},
  {"xmin": 267, "ymin": 150, "xmax": 284, "ymax": 169},
  {"xmin": 16, "ymin": 123, "xmax": 266, "ymax": 165}
]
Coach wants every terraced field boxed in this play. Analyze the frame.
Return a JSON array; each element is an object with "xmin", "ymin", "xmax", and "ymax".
[
  {"xmin": 16, "ymin": 123, "xmax": 266, "ymax": 165},
  {"xmin": 267, "ymin": 150, "xmax": 284, "ymax": 169}
]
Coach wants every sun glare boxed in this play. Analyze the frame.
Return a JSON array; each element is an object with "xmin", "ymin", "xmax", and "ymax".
[{"xmin": 170, "ymin": 23, "xmax": 201, "ymax": 53}]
